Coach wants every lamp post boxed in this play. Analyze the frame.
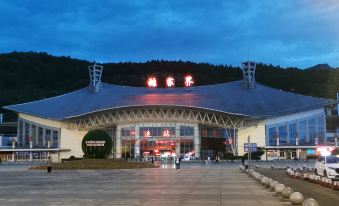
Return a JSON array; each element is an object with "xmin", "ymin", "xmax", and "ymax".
[
  {"xmin": 276, "ymin": 134, "xmax": 280, "ymax": 159},
  {"xmin": 295, "ymin": 134, "xmax": 299, "ymax": 160}
]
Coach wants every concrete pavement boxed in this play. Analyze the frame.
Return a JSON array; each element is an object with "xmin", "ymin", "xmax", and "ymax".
[{"xmin": 0, "ymin": 163, "xmax": 289, "ymax": 206}]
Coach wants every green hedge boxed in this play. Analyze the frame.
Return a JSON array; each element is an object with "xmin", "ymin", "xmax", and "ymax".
[{"xmin": 82, "ymin": 130, "xmax": 112, "ymax": 159}]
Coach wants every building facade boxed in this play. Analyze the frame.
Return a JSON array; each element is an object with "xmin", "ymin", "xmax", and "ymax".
[{"xmin": 1, "ymin": 63, "xmax": 336, "ymax": 162}]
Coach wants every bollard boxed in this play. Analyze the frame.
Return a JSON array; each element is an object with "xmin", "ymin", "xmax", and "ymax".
[
  {"xmin": 270, "ymin": 180, "xmax": 279, "ymax": 191},
  {"xmin": 267, "ymin": 178, "xmax": 274, "ymax": 187},
  {"xmin": 302, "ymin": 198, "xmax": 319, "ymax": 206},
  {"xmin": 275, "ymin": 183, "xmax": 285, "ymax": 194},
  {"xmin": 282, "ymin": 187, "xmax": 294, "ymax": 199},
  {"xmin": 290, "ymin": 192, "xmax": 304, "ymax": 205}
]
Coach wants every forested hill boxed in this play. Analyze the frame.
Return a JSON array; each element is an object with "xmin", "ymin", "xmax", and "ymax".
[{"xmin": 0, "ymin": 51, "xmax": 338, "ymax": 121}]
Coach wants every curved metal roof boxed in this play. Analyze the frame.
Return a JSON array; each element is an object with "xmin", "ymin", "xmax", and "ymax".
[{"xmin": 3, "ymin": 80, "xmax": 334, "ymax": 120}]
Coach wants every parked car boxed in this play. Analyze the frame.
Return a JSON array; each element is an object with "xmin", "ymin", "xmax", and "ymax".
[{"xmin": 314, "ymin": 155, "xmax": 339, "ymax": 180}]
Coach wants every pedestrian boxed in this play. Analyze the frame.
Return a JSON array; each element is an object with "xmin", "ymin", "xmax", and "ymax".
[
  {"xmin": 47, "ymin": 156, "xmax": 52, "ymax": 173},
  {"xmin": 244, "ymin": 159, "xmax": 248, "ymax": 169},
  {"xmin": 151, "ymin": 157, "xmax": 154, "ymax": 164},
  {"xmin": 175, "ymin": 156, "xmax": 181, "ymax": 170},
  {"xmin": 241, "ymin": 156, "xmax": 245, "ymax": 166},
  {"xmin": 215, "ymin": 155, "xmax": 219, "ymax": 164}
]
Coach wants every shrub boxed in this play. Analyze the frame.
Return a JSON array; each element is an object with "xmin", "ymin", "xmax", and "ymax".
[
  {"xmin": 82, "ymin": 130, "xmax": 112, "ymax": 159},
  {"xmin": 243, "ymin": 148, "xmax": 265, "ymax": 160}
]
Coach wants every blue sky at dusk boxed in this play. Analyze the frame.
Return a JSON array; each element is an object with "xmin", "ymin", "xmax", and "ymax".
[{"xmin": 1, "ymin": 0, "xmax": 339, "ymax": 68}]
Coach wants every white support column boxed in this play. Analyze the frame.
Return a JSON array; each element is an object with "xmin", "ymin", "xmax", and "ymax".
[
  {"xmin": 35, "ymin": 126, "xmax": 38, "ymax": 146},
  {"xmin": 193, "ymin": 124, "xmax": 200, "ymax": 159},
  {"xmin": 28, "ymin": 124, "xmax": 32, "ymax": 147},
  {"xmin": 43, "ymin": 128, "xmax": 47, "ymax": 147},
  {"xmin": 29, "ymin": 141, "xmax": 33, "ymax": 162},
  {"xmin": 50, "ymin": 130, "xmax": 54, "ymax": 148},
  {"xmin": 134, "ymin": 126, "xmax": 140, "ymax": 159},
  {"xmin": 21, "ymin": 121, "xmax": 25, "ymax": 146},
  {"xmin": 116, "ymin": 125, "xmax": 122, "ymax": 158},
  {"xmin": 306, "ymin": 119, "xmax": 310, "ymax": 143},
  {"xmin": 175, "ymin": 125, "xmax": 181, "ymax": 156},
  {"xmin": 12, "ymin": 141, "xmax": 15, "ymax": 162},
  {"xmin": 16, "ymin": 119, "xmax": 20, "ymax": 145}
]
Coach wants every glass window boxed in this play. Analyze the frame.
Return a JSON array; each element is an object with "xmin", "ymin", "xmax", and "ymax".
[
  {"xmin": 31, "ymin": 125, "xmax": 36, "ymax": 145},
  {"xmin": 298, "ymin": 120, "xmax": 307, "ymax": 145},
  {"xmin": 52, "ymin": 130, "xmax": 58, "ymax": 148},
  {"xmin": 326, "ymin": 156, "xmax": 338, "ymax": 164},
  {"xmin": 317, "ymin": 115, "xmax": 325, "ymax": 143},
  {"xmin": 268, "ymin": 127, "xmax": 277, "ymax": 146},
  {"xmin": 18, "ymin": 120, "xmax": 23, "ymax": 146},
  {"xmin": 180, "ymin": 126, "xmax": 194, "ymax": 136},
  {"xmin": 121, "ymin": 127, "xmax": 135, "ymax": 137},
  {"xmin": 24, "ymin": 123, "xmax": 30, "ymax": 146},
  {"xmin": 278, "ymin": 125, "xmax": 287, "ymax": 144},
  {"xmin": 288, "ymin": 123, "xmax": 297, "ymax": 145},
  {"xmin": 308, "ymin": 118, "xmax": 316, "ymax": 144},
  {"xmin": 38, "ymin": 127, "xmax": 43, "ymax": 146},
  {"xmin": 45, "ymin": 129, "xmax": 51, "ymax": 147}
]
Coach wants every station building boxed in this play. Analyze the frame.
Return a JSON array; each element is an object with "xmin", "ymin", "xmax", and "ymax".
[{"xmin": 1, "ymin": 62, "xmax": 336, "ymax": 162}]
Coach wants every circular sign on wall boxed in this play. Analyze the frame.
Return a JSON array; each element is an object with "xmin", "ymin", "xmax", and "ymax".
[{"xmin": 82, "ymin": 130, "xmax": 113, "ymax": 159}]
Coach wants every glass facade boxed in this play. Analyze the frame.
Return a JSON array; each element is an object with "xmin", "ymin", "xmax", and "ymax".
[
  {"xmin": 288, "ymin": 123, "xmax": 297, "ymax": 145},
  {"xmin": 17, "ymin": 118, "xmax": 60, "ymax": 148},
  {"xmin": 117, "ymin": 124, "xmax": 237, "ymax": 160},
  {"xmin": 52, "ymin": 130, "xmax": 59, "ymax": 148},
  {"xmin": 278, "ymin": 125, "xmax": 287, "ymax": 144},
  {"xmin": 180, "ymin": 126, "xmax": 194, "ymax": 136},
  {"xmin": 298, "ymin": 120, "xmax": 307, "ymax": 144},
  {"xmin": 200, "ymin": 126, "xmax": 236, "ymax": 160},
  {"xmin": 266, "ymin": 113, "xmax": 325, "ymax": 146},
  {"xmin": 268, "ymin": 127, "xmax": 277, "ymax": 146},
  {"xmin": 139, "ymin": 127, "xmax": 175, "ymax": 137}
]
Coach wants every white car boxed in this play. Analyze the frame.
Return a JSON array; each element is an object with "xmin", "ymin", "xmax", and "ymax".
[{"xmin": 314, "ymin": 155, "xmax": 339, "ymax": 180}]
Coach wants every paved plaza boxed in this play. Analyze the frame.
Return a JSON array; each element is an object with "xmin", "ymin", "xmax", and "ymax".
[{"xmin": 0, "ymin": 162, "xmax": 291, "ymax": 206}]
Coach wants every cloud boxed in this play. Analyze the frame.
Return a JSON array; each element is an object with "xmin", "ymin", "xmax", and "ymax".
[{"xmin": 0, "ymin": 0, "xmax": 338, "ymax": 68}]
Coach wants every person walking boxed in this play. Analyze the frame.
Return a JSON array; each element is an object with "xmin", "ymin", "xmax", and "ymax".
[
  {"xmin": 215, "ymin": 155, "xmax": 219, "ymax": 164},
  {"xmin": 47, "ymin": 156, "xmax": 52, "ymax": 173},
  {"xmin": 175, "ymin": 156, "xmax": 181, "ymax": 170}
]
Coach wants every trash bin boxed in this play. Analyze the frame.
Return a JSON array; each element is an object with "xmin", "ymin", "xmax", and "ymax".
[{"xmin": 47, "ymin": 166, "xmax": 52, "ymax": 173}]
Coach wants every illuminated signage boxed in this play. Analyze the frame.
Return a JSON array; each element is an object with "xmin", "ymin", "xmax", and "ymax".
[
  {"xmin": 228, "ymin": 138, "xmax": 233, "ymax": 145},
  {"xmin": 317, "ymin": 147, "xmax": 334, "ymax": 156},
  {"xmin": 163, "ymin": 129, "xmax": 170, "ymax": 137},
  {"xmin": 166, "ymin": 77, "xmax": 175, "ymax": 88},
  {"xmin": 147, "ymin": 77, "xmax": 157, "ymax": 88},
  {"xmin": 146, "ymin": 75, "xmax": 194, "ymax": 87},
  {"xmin": 144, "ymin": 130, "xmax": 151, "ymax": 137},
  {"xmin": 184, "ymin": 75, "xmax": 194, "ymax": 87},
  {"xmin": 85, "ymin": 140, "xmax": 105, "ymax": 147}
]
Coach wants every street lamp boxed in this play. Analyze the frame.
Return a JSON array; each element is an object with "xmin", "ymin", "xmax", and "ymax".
[
  {"xmin": 295, "ymin": 132, "xmax": 299, "ymax": 160},
  {"xmin": 274, "ymin": 133, "xmax": 280, "ymax": 159}
]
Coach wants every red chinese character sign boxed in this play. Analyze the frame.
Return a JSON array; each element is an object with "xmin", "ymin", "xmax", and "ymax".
[
  {"xmin": 163, "ymin": 129, "xmax": 170, "ymax": 137},
  {"xmin": 146, "ymin": 75, "xmax": 194, "ymax": 87},
  {"xmin": 184, "ymin": 75, "xmax": 194, "ymax": 87},
  {"xmin": 166, "ymin": 76, "xmax": 175, "ymax": 88},
  {"xmin": 147, "ymin": 77, "xmax": 157, "ymax": 88},
  {"xmin": 144, "ymin": 130, "xmax": 151, "ymax": 137}
]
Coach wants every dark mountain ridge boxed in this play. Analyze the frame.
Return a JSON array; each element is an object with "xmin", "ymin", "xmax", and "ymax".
[{"xmin": 0, "ymin": 51, "xmax": 338, "ymax": 121}]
